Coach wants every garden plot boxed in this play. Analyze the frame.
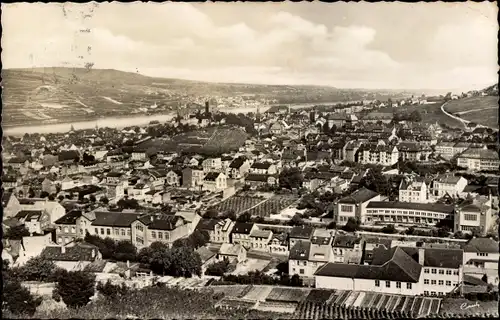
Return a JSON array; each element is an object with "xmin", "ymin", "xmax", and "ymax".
[
  {"xmin": 254, "ymin": 300, "xmax": 298, "ymax": 314},
  {"xmin": 209, "ymin": 195, "xmax": 264, "ymax": 215},
  {"xmin": 304, "ymin": 289, "xmax": 336, "ymax": 304},
  {"xmin": 410, "ymin": 296, "xmax": 424, "ymax": 318},
  {"xmin": 209, "ymin": 285, "xmax": 250, "ymax": 298},
  {"xmin": 245, "ymin": 195, "xmax": 298, "ymax": 217},
  {"xmin": 231, "ymin": 259, "xmax": 270, "ymax": 275},
  {"xmin": 266, "ymin": 287, "xmax": 309, "ymax": 303},
  {"xmin": 342, "ymin": 291, "xmax": 359, "ymax": 307},
  {"xmin": 243, "ymin": 285, "xmax": 274, "ymax": 301},
  {"xmin": 217, "ymin": 297, "xmax": 257, "ymax": 310}
]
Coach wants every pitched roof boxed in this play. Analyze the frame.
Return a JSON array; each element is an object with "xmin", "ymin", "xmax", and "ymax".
[
  {"xmin": 245, "ymin": 173, "xmax": 272, "ymax": 182},
  {"xmin": 333, "ymin": 234, "xmax": 361, "ymax": 248},
  {"xmin": 204, "ymin": 172, "xmax": 222, "ymax": 181},
  {"xmin": 400, "ymin": 247, "xmax": 463, "ymax": 269},
  {"xmin": 138, "ymin": 214, "xmax": 183, "ymax": 231},
  {"xmin": 290, "ymin": 225, "xmax": 315, "ymax": 239},
  {"xmin": 196, "ymin": 218, "xmax": 221, "ymax": 231},
  {"xmin": 250, "ymin": 229, "xmax": 272, "ymax": 238},
  {"xmin": 315, "ymin": 247, "xmax": 422, "ymax": 282},
  {"xmin": 91, "ymin": 211, "xmax": 141, "ymax": 227},
  {"xmin": 58, "ymin": 150, "xmax": 80, "ymax": 161},
  {"xmin": 289, "ymin": 240, "xmax": 311, "ymax": 261},
  {"xmin": 251, "ymin": 162, "xmax": 272, "ymax": 169},
  {"xmin": 219, "ymin": 243, "xmax": 244, "ymax": 256},
  {"xmin": 2, "ymin": 192, "xmax": 13, "ymax": 206},
  {"xmin": 229, "ymin": 157, "xmax": 246, "ymax": 169},
  {"xmin": 54, "ymin": 210, "xmax": 83, "ymax": 225},
  {"xmin": 41, "ymin": 242, "xmax": 99, "ymax": 262},
  {"xmin": 338, "ymin": 187, "xmax": 379, "ymax": 204},
  {"xmin": 463, "ymin": 237, "xmax": 499, "ymax": 254},
  {"xmin": 15, "ymin": 210, "xmax": 44, "ymax": 221},
  {"xmin": 232, "ymin": 222, "xmax": 254, "ymax": 235},
  {"xmin": 196, "ymin": 246, "xmax": 216, "ymax": 263}
]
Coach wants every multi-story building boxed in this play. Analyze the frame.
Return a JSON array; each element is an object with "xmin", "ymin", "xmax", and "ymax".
[
  {"xmin": 398, "ymin": 142, "xmax": 432, "ymax": 161},
  {"xmin": 249, "ymin": 228, "xmax": 273, "ymax": 251},
  {"xmin": 89, "ymin": 211, "xmax": 141, "ymax": 241},
  {"xmin": 202, "ymin": 158, "xmax": 222, "ymax": 172},
  {"xmin": 332, "ymin": 234, "xmax": 364, "ymax": 264},
  {"xmin": 334, "ymin": 188, "xmax": 381, "ymax": 225},
  {"xmin": 432, "ymin": 175, "xmax": 468, "ymax": 198},
  {"xmin": 131, "ymin": 214, "xmax": 193, "ymax": 249},
  {"xmin": 202, "ymin": 172, "xmax": 227, "ymax": 192},
  {"xmin": 457, "ymin": 148, "xmax": 500, "ymax": 171},
  {"xmin": 212, "ymin": 218, "xmax": 235, "ymax": 243},
  {"xmin": 182, "ymin": 167, "xmax": 205, "ymax": 189},
  {"xmin": 54, "ymin": 210, "xmax": 84, "ymax": 244},
  {"xmin": 399, "ymin": 177, "xmax": 429, "ymax": 203},
  {"xmin": 228, "ymin": 157, "xmax": 251, "ymax": 179},
  {"xmin": 357, "ymin": 144, "xmax": 399, "ymax": 166},
  {"xmin": 315, "ymin": 246, "xmax": 463, "ymax": 297},
  {"xmin": 289, "ymin": 225, "xmax": 315, "ymax": 250},
  {"xmin": 434, "ymin": 142, "xmax": 456, "ymax": 159},
  {"xmin": 15, "ymin": 210, "xmax": 51, "ymax": 235},
  {"xmin": 289, "ymin": 240, "xmax": 334, "ymax": 279},
  {"xmin": 463, "ymin": 237, "xmax": 499, "ymax": 285},
  {"xmin": 454, "ymin": 195, "xmax": 494, "ymax": 236},
  {"xmin": 249, "ymin": 162, "xmax": 277, "ymax": 175},
  {"xmin": 2, "ymin": 192, "xmax": 22, "ymax": 218},
  {"xmin": 230, "ymin": 222, "xmax": 256, "ymax": 249},
  {"xmin": 365, "ymin": 201, "xmax": 454, "ymax": 227}
]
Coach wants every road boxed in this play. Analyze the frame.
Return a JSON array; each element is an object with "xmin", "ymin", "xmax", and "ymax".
[{"xmin": 441, "ymin": 100, "xmax": 496, "ymax": 130}]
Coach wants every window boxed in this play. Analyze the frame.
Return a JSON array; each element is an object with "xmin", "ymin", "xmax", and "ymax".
[
  {"xmin": 100, "ymin": 228, "xmax": 104, "ymax": 235},
  {"xmin": 136, "ymin": 224, "xmax": 144, "ymax": 231},
  {"xmin": 386, "ymin": 281, "xmax": 391, "ymax": 288},
  {"xmin": 106, "ymin": 228, "xmax": 111, "ymax": 235},
  {"xmin": 340, "ymin": 205, "xmax": 354, "ymax": 213},
  {"xmin": 424, "ymin": 268, "xmax": 429, "ymax": 274},
  {"xmin": 94, "ymin": 228, "xmax": 98, "ymax": 234},
  {"xmin": 121, "ymin": 229, "xmax": 125, "ymax": 236},
  {"xmin": 396, "ymin": 282, "xmax": 401, "ymax": 289},
  {"xmin": 464, "ymin": 214, "xmax": 477, "ymax": 221},
  {"xmin": 438, "ymin": 280, "xmax": 444, "ymax": 286},
  {"xmin": 165, "ymin": 232, "xmax": 170, "ymax": 240},
  {"xmin": 439, "ymin": 270, "xmax": 444, "ymax": 275},
  {"xmin": 431, "ymin": 292, "xmax": 436, "ymax": 296},
  {"xmin": 431, "ymin": 269, "xmax": 437, "ymax": 274},
  {"xmin": 127, "ymin": 229, "xmax": 131, "ymax": 236},
  {"xmin": 407, "ymin": 283, "xmax": 412, "ymax": 290},
  {"xmin": 115, "ymin": 229, "xmax": 119, "ymax": 235},
  {"xmin": 58, "ymin": 237, "xmax": 62, "ymax": 243},
  {"xmin": 453, "ymin": 271, "xmax": 459, "ymax": 275},
  {"xmin": 158, "ymin": 232, "xmax": 163, "ymax": 239},
  {"xmin": 71, "ymin": 227, "xmax": 75, "ymax": 233},
  {"xmin": 299, "ymin": 269, "xmax": 305, "ymax": 275},
  {"xmin": 424, "ymin": 279, "xmax": 429, "ymax": 285},
  {"xmin": 446, "ymin": 270, "xmax": 452, "ymax": 275},
  {"xmin": 151, "ymin": 231, "xmax": 156, "ymax": 238},
  {"xmin": 431, "ymin": 280, "xmax": 436, "ymax": 285},
  {"xmin": 375, "ymin": 280, "xmax": 380, "ymax": 287},
  {"xmin": 424, "ymin": 291, "xmax": 429, "ymax": 296},
  {"xmin": 446, "ymin": 281, "xmax": 451, "ymax": 286},
  {"xmin": 135, "ymin": 236, "xmax": 143, "ymax": 244}
]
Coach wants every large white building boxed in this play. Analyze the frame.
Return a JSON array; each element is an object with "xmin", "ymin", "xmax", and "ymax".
[
  {"xmin": 432, "ymin": 175, "xmax": 468, "ymax": 199},
  {"xmin": 399, "ymin": 177, "xmax": 429, "ymax": 203},
  {"xmin": 364, "ymin": 202, "xmax": 455, "ymax": 227},
  {"xmin": 457, "ymin": 147, "xmax": 500, "ymax": 172},
  {"xmin": 315, "ymin": 246, "xmax": 463, "ymax": 297},
  {"xmin": 334, "ymin": 188, "xmax": 381, "ymax": 225},
  {"xmin": 462, "ymin": 238, "xmax": 499, "ymax": 285},
  {"xmin": 454, "ymin": 196, "xmax": 495, "ymax": 236}
]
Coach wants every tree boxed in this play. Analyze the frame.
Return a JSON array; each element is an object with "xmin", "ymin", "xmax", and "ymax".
[
  {"xmin": 409, "ymin": 110, "xmax": 422, "ymax": 122},
  {"xmin": 113, "ymin": 240, "xmax": 137, "ymax": 262},
  {"xmin": 117, "ymin": 198, "xmax": 139, "ymax": 210},
  {"xmin": 342, "ymin": 217, "xmax": 360, "ymax": 232},
  {"xmin": 55, "ymin": 270, "xmax": 95, "ymax": 308},
  {"xmin": 40, "ymin": 191, "xmax": 49, "ymax": 198},
  {"xmin": 204, "ymin": 209, "xmax": 219, "ymax": 219},
  {"xmin": 18, "ymin": 256, "xmax": 61, "ymax": 282},
  {"xmin": 166, "ymin": 247, "xmax": 202, "ymax": 278},
  {"xmin": 2, "ymin": 272, "xmax": 42, "ymax": 316},
  {"xmin": 279, "ymin": 167, "xmax": 304, "ymax": 190},
  {"xmin": 205, "ymin": 260, "xmax": 230, "ymax": 276},
  {"xmin": 138, "ymin": 242, "xmax": 171, "ymax": 275},
  {"xmin": 359, "ymin": 168, "xmax": 390, "ymax": 196},
  {"xmin": 96, "ymin": 280, "xmax": 129, "ymax": 300},
  {"xmin": 84, "ymin": 233, "xmax": 116, "ymax": 260},
  {"xmin": 289, "ymin": 214, "xmax": 304, "ymax": 226},
  {"xmin": 381, "ymin": 224, "xmax": 397, "ymax": 234},
  {"xmin": 5, "ymin": 225, "xmax": 31, "ymax": 240}
]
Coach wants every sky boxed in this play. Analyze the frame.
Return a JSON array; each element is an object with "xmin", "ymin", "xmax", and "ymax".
[{"xmin": 2, "ymin": 2, "xmax": 498, "ymax": 91}]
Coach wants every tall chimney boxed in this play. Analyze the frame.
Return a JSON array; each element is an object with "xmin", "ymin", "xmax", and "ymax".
[
  {"xmin": 205, "ymin": 101, "xmax": 210, "ymax": 114},
  {"xmin": 418, "ymin": 247, "xmax": 425, "ymax": 265}
]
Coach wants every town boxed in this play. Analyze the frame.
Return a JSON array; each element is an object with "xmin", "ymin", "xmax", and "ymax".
[{"xmin": 2, "ymin": 85, "xmax": 499, "ymax": 318}]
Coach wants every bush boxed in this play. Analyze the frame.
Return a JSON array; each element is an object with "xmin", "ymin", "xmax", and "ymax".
[
  {"xmin": 4, "ymin": 225, "xmax": 30, "ymax": 240},
  {"xmin": 16, "ymin": 256, "xmax": 62, "ymax": 282},
  {"xmin": 55, "ymin": 270, "xmax": 96, "ymax": 308},
  {"xmin": 381, "ymin": 224, "xmax": 397, "ymax": 234},
  {"xmin": 205, "ymin": 260, "xmax": 230, "ymax": 276},
  {"xmin": 96, "ymin": 280, "xmax": 130, "ymax": 300},
  {"xmin": 2, "ymin": 277, "xmax": 42, "ymax": 316}
]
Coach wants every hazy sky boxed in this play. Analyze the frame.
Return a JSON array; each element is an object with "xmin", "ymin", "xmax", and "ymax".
[{"xmin": 2, "ymin": 2, "xmax": 498, "ymax": 90}]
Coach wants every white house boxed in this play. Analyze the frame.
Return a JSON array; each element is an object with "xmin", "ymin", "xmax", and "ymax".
[
  {"xmin": 334, "ymin": 188, "xmax": 381, "ymax": 225},
  {"xmin": 432, "ymin": 175, "xmax": 468, "ymax": 199},
  {"xmin": 399, "ymin": 177, "xmax": 429, "ymax": 203},
  {"xmin": 462, "ymin": 237, "xmax": 499, "ymax": 285}
]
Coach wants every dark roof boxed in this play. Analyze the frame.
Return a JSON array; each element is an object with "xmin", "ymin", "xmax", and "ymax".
[
  {"xmin": 204, "ymin": 172, "xmax": 221, "ymax": 181},
  {"xmin": 463, "ymin": 238, "xmax": 499, "ymax": 254},
  {"xmin": 107, "ymin": 172, "xmax": 123, "ymax": 178},
  {"xmin": 251, "ymin": 162, "xmax": 272, "ymax": 169},
  {"xmin": 400, "ymin": 247, "xmax": 463, "ymax": 269},
  {"xmin": 245, "ymin": 174, "xmax": 271, "ymax": 182},
  {"xmin": 229, "ymin": 157, "xmax": 246, "ymax": 169},
  {"xmin": 289, "ymin": 240, "xmax": 311, "ymax": 261},
  {"xmin": 232, "ymin": 222, "xmax": 254, "ymax": 235},
  {"xmin": 137, "ymin": 214, "xmax": 183, "ymax": 231},
  {"xmin": 41, "ymin": 242, "xmax": 99, "ymax": 262},
  {"xmin": 290, "ymin": 225, "xmax": 315, "ymax": 239},
  {"xmin": 315, "ymin": 247, "xmax": 421, "ymax": 282},
  {"xmin": 196, "ymin": 218, "xmax": 221, "ymax": 231},
  {"xmin": 15, "ymin": 210, "xmax": 44, "ymax": 221},
  {"xmin": 54, "ymin": 210, "xmax": 83, "ymax": 225},
  {"xmin": 58, "ymin": 150, "xmax": 80, "ymax": 161},
  {"xmin": 366, "ymin": 201, "xmax": 455, "ymax": 214},
  {"xmin": 91, "ymin": 211, "xmax": 141, "ymax": 227},
  {"xmin": 338, "ymin": 187, "xmax": 379, "ymax": 204},
  {"xmin": 332, "ymin": 234, "xmax": 361, "ymax": 248}
]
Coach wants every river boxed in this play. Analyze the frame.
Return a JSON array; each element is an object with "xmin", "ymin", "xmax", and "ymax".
[{"xmin": 2, "ymin": 101, "xmax": 352, "ymax": 136}]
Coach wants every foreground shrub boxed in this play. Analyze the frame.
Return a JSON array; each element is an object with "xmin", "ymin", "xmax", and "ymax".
[
  {"xmin": 96, "ymin": 280, "xmax": 130, "ymax": 299},
  {"xmin": 2, "ymin": 272, "xmax": 42, "ymax": 316},
  {"xmin": 54, "ymin": 271, "xmax": 95, "ymax": 308}
]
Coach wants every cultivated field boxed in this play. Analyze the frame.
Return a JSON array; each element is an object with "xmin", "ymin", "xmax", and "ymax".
[
  {"xmin": 135, "ymin": 127, "xmax": 248, "ymax": 154},
  {"xmin": 209, "ymin": 195, "xmax": 265, "ymax": 215},
  {"xmin": 244, "ymin": 195, "xmax": 299, "ymax": 217},
  {"xmin": 443, "ymin": 96, "xmax": 498, "ymax": 128}
]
